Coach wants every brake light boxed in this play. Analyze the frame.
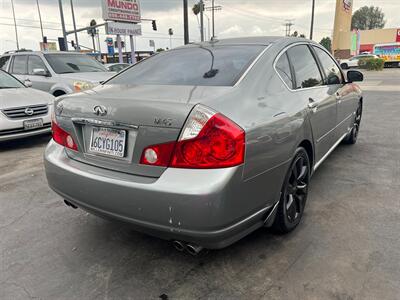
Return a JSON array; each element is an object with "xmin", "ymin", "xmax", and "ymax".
[
  {"xmin": 140, "ymin": 105, "xmax": 245, "ymax": 169},
  {"xmin": 51, "ymin": 120, "xmax": 78, "ymax": 151}
]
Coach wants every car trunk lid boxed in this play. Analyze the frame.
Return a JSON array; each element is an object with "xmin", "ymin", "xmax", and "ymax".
[{"xmin": 55, "ymin": 84, "xmax": 231, "ymax": 177}]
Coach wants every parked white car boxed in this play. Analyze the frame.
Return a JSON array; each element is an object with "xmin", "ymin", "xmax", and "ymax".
[
  {"xmin": 339, "ymin": 54, "xmax": 380, "ymax": 69},
  {"xmin": 0, "ymin": 51, "xmax": 115, "ymax": 97},
  {"xmin": 0, "ymin": 70, "xmax": 54, "ymax": 142}
]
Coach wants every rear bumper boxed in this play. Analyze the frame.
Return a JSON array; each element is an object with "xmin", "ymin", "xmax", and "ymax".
[{"xmin": 44, "ymin": 141, "xmax": 272, "ymax": 249}]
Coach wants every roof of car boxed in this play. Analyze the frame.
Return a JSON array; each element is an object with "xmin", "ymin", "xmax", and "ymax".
[
  {"xmin": 3, "ymin": 51, "xmax": 85, "ymax": 56},
  {"xmin": 176, "ymin": 36, "xmax": 311, "ymax": 49}
]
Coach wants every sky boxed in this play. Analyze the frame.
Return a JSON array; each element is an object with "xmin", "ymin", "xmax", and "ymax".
[{"xmin": 0, "ymin": 0, "xmax": 399, "ymax": 54}]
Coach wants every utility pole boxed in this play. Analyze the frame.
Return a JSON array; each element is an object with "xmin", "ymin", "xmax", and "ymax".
[
  {"xmin": 70, "ymin": 0, "xmax": 80, "ymax": 51},
  {"xmin": 212, "ymin": 0, "xmax": 215, "ymax": 38},
  {"xmin": 36, "ymin": 0, "xmax": 44, "ymax": 43},
  {"xmin": 310, "ymin": 0, "xmax": 315, "ymax": 40},
  {"xmin": 10, "ymin": 0, "xmax": 19, "ymax": 50},
  {"xmin": 58, "ymin": 0, "xmax": 68, "ymax": 51},
  {"xmin": 168, "ymin": 28, "xmax": 174, "ymax": 49},
  {"xmin": 183, "ymin": 0, "xmax": 189, "ymax": 44},
  {"xmin": 199, "ymin": 0, "xmax": 204, "ymax": 42},
  {"xmin": 284, "ymin": 19, "xmax": 295, "ymax": 36},
  {"xmin": 205, "ymin": 1, "xmax": 221, "ymax": 39}
]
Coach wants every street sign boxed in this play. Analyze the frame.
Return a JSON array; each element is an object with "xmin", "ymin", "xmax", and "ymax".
[
  {"xmin": 102, "ymin": 0, "xmax": 141, "ymax": 23},
  {"xmin": 106, "ymin": 22, "xmax": 142, "ymax": 36}
]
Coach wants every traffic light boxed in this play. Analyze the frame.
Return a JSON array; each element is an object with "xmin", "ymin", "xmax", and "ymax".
[
  {"xmin": 71, "ymin": 40, "xmax": 75, "ymax": 49},
  {"xmin": 43, "ymin": 36, "xmax": 47, "ymax": 44},
  {"xmin": 152, "ymin": 20, "xmax": 157, "ymax": 31},
  {"xmin": 114, "ymin": 41, "xmax": 125, "ymax": 49}
]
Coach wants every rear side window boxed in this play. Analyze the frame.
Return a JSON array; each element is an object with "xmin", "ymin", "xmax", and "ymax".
[
  {"xmin": 313, "ymin": 46, "xmax": 343, "ymax": 85},
  {"xmin": 28, "ymin": 56, "xmax": 47, "ymax": 75},
  {"xmin": 287, "ymin": 45, "xmax": 323, "ymax": 89},
  {"xmin": 106, "ymin": 45, "xmax": 265, "ymax": 87},
  {"xmin": 275, "ymin": 53, "xmax": 293, "ymax": 88},
  {"xmin": 11, "ymin": 55, "xmax": 28, "ymax": 75},
  {"xmin": 0, "ymin": 56, "xmax": 10, "ymax": 70}
]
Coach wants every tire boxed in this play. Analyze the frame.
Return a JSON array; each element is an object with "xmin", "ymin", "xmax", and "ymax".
[
  {"xmin": 341, "ymin": 63, "xmax": 349, "ymax": 69},
  {"xmin": 272, "ymin": 147, "xmax": 311, "ymax": 234},
  {"xmin": 344, "ymin": 101, "xmax": 362, "ymax": 145},
  {"xmin": 53, "ymin": 90, "xmax": 66, "ymax": 97}
]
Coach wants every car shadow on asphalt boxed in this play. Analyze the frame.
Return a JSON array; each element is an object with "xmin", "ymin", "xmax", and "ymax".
[{"xmin": 0, "ymin": 134, "xmax": 51, "ymax": 152}]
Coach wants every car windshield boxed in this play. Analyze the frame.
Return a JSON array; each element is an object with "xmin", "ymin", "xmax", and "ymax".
[
  {"xmin": 0, "ymin": 70, "xmax": 24, "ymax": 88},
  {"xmin": 44, "ymin": 54, "xmax": 108, "ymax": 74},
  {"xmin": 106, "ymin": 45, "xmax": 265, "ymax": 86}
]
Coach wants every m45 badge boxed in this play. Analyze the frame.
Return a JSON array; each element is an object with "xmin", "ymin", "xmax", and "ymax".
[{"xmin": 154, "ymin": 117, "xmax": 173, "ymax": 127}]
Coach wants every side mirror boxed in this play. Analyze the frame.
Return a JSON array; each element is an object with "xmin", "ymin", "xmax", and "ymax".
[
  {"xmin": 24, "ymin": 80, "xmax": 32, "ymax": 88},
  {"xmin": 347, "ymin": 70, "xmax": 363, "ymax": 83},
  {"xmin": 32, "ymin": 68, "xmax": 48, "ymax": 76}
]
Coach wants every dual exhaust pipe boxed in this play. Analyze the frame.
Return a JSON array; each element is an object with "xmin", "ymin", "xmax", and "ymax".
[
  {"xmin": 64, "ymin": 199, "xmax": 203, "ymax": 255},
  {"xmin": 64, "ymin": 200, "xmax": 78, "ymax": 209},
  {"xmin": 173, "ymin": 240, "xmax": 203, "ymax": 255}
]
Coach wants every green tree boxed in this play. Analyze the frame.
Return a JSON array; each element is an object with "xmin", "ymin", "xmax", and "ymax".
[
  {"xmin": 351, "ymin": 6, "xmax": 386, "ymax": 30},
  {"xmin": 319, "ymin": 37, "xmax": 332, "ymax": 52},
  {"xmin": 156, "ymin": 48, "xmax": 165, "ymax": 52}
]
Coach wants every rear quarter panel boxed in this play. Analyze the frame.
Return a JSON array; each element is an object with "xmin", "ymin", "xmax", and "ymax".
[{"xmin": 199, "ymin": 40, "xmax": 314, "ymax": 209}]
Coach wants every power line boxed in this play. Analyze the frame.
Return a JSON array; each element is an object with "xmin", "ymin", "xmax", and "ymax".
[{"xmin": 283, "ymin": 19, "xmax": 295, "ymax": 36}]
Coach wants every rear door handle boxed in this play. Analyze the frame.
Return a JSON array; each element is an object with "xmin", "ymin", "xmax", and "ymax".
[
  {"xmin": 336, "ymin": 92, "xmax": 342, "ymax": 102},
  {"xmin": 308, "ymin": 98, "xmax": 318, "ymax": 110}
]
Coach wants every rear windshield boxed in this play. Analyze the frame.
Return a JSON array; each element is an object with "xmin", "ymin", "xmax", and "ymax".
[
  {"xmin": 44, "ymin": 54, "xmax": 108, "ymax": 74},
  {"xmin": 106, "ymin": 45, "xmax": 265, "ymax": 86}
]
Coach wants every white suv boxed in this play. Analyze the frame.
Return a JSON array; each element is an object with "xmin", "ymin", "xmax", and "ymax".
[{"xmin": 0, "ymin": 51, "xmax": 115, "ymax": 96}]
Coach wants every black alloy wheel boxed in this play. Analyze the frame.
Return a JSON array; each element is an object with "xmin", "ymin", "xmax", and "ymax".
[
  {"xmin": 272, "ymin": 147, "xmax": 310, "ymax": 233},
  {"xmin": 345, "ymin": 101, "xmax": 362, "ymax": 144}
]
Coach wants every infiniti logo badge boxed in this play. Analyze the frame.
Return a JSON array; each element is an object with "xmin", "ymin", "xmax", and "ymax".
[
  {"xmin": 93, "ymin": 105, "xmax": 107, "ymax": 116},
  {"xmin": 24, "ymin": 107, "xmax": 34, "ymax": 116}
]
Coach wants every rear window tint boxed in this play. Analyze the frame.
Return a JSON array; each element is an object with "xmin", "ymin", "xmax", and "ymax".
[
  {"xmin": 12, "ymin": 55, "xmax": 28, "ymax": 75},
  {"xmin": 276, "ymin": 53, "xmax": 293, "ymax": 88},
  {"xmin": 287, "ymin": 45, "xmax": 323, "ymax": 89},
  {"xmin": 0, "ymin": 56, "xmax": 10, "ymax": 70},
  {"xmin": 106, "ymin": 45, "xmax": 265, "ymax": 87}
]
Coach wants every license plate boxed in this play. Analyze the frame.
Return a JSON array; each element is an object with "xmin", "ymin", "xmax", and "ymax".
[
  {"xmin": 89, "ymin": 127, "xmax": 126, "ymax": 158},
  {"xmin": 23, "ymin": 118, "xmax": 43, "ymax": 130}
]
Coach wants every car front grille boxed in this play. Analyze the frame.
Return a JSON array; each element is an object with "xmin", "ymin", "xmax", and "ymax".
[{"xmin": 2, "ymin": 104, "xmax": 48, "ymax": 119}]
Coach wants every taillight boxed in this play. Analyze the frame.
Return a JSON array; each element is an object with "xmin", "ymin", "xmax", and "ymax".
[
  {"xmin": 140, "ymin": 105, "xmax": 245, "ymax": 169},
  {"xmin": 51, "ymin": 120, "xmax": 78, "ymax": 151}
]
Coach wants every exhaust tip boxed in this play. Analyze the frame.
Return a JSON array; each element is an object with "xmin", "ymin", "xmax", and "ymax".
[
  {"xmin": 64, "ymin": 200, "xmax": 78, "ymax": 209},
  {"xmin": 186, "ymin": 244, "xmax": 203, "ymax": 256},
  {"xmin": 172, "ymin": 240, "xmax": 185, "ymax": 252}
]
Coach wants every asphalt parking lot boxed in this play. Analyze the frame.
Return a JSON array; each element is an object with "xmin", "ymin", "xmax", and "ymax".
[{"xmin": 1, "ymin": 69, "xmax": 400, "ymax": 300}]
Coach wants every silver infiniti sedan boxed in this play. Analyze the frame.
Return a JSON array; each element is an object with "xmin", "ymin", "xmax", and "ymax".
[
  {"xmin": 44, "ymin": 37, "xmax": 363, "ymax": 253},
  {"xmin": 0, "ymin": 70, "xmax": 54, "ymax": 142}
]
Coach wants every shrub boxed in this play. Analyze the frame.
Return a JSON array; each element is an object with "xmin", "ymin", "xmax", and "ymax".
[{"xmin": 358, "ymin": 58, "xmax": 385, "ymax": 71}]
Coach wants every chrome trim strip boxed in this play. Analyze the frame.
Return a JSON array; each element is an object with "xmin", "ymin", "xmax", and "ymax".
[
  {"xmin": 313, "ymin": 131, "xmax": 349, "ymax": 172},
  {"xmin": 234, "ymin": 45, "xmax": 272, "ymax": 87},
  {"xmin": 316, "ymin": 112, "xmax": 354, "ymax": 143},
  {"xmin": 71, "ymin": 118, "xmax": 138, "ymax": 130}
]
